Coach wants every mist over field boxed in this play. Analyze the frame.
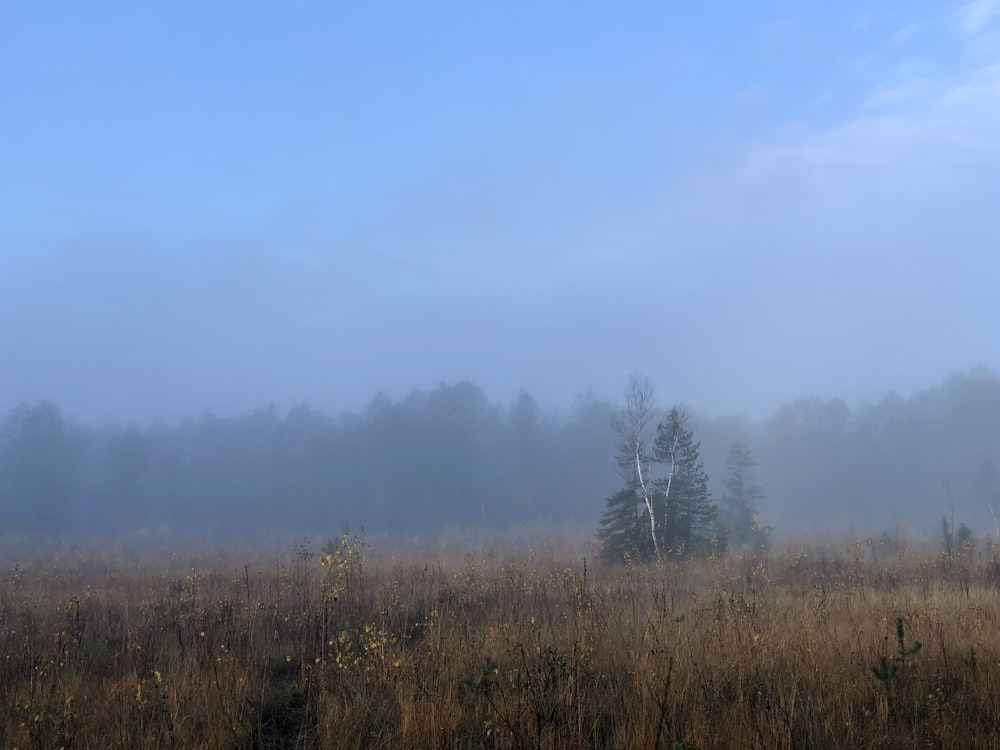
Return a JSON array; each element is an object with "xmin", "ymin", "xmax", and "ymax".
[
  {"xmin": 1, "ymin": 368, "xmax": 999, "ymax": 544},
  {"xmin": 2, "ymin": 3, "xmax": 999, "ymax": 545}
]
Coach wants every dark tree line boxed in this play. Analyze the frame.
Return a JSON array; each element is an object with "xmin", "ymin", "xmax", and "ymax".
[
  {"xmin": 748, "ymin": 368, "xmax": 1000, "ymax": 536},
  {"xmin": 0, "ymin": 384, "xmax": 620, "ymax": 540},
  {"xmin": 2, "ymin": 368, "xmax": 1000, "ymax": 542}
]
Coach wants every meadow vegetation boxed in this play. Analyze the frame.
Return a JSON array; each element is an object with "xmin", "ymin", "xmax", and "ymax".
[{"xmin": 1, "ymin": 532, "xmax": 999, "ymax": 749}]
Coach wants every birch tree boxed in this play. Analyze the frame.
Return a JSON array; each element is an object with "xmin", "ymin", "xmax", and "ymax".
[
  {"xmin": 612, "ymin": 375, "xmax": 660, "ymax": 559},
  {"xmin": 651, "ymin": 407, "xmax": 684, "ymax": 550},
  {"xmin": 603, "ymin": 379, "xmax": 720, "ymax": 562}
]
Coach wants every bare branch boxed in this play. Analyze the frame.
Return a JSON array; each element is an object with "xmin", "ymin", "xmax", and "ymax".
[{"xmin": 612, "ymin": 374, "xmax": 660, "ymax": 559}]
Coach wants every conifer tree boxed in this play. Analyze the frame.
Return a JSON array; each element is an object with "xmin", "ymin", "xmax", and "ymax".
[
  {"xmin": 600, "ymin": 388, "xmax": 719, "ymax": 562},
  {"xmin": 720, "ymin": 442, "xmax": 766, "ymax": 547},
  {"xmin": 596, "ymin": 488, "xmax": 652, "ymax": 562},
  {"xmin": 654, "ymin": 408, "xmax": 715, "ymax": 555}
]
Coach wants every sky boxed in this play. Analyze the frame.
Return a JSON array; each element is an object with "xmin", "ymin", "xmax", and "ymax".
[{"xmin": 2, "ymin": 1, "xmax": 999, "ymax": 425}]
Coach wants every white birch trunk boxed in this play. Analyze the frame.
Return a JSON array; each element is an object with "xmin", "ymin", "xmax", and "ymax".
[{"xmin": 634, "ymin": 442, "xmax": 659, "ymax": 558}]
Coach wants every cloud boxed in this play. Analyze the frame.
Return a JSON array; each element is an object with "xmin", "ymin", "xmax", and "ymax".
[
  {"xmin": 959, "ymin": 0, "xmax": 1000, "ymax": 34},
  {"xmin": 688, "ymin": 11, "xmax": 1000, "ymax": 215},
  {"xmin": 886, "ymin": 24, "xmax": 917, "ymax": 48},
  {"xmin": 863, "ymin": 77, "xmax": 943, "ymax": 110}
]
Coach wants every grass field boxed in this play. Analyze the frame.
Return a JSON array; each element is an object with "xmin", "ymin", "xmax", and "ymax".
[{"xmin": 1, "ymin": 532, "xmax": 999, "ymax": 749}]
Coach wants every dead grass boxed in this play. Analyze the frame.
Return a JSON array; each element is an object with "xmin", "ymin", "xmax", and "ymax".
[{"xmin": 2, "ymin": 535, "xmax": 1000, "ymax": 749}]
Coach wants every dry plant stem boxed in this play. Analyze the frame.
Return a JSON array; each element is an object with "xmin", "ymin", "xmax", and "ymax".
[{"xmin": 0, "ymin": 540, "xmax": 999, "ymax": 748}]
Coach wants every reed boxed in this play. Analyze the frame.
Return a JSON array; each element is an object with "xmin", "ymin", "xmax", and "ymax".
[{"xmin": 1, "ymin": 537, "xmax": 998, "ymax": 748}]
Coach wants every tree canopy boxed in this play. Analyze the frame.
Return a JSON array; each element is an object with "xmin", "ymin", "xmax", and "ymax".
[{"xmin": 601, "ymin": 384, "xmax": 720, "ymax": 562}]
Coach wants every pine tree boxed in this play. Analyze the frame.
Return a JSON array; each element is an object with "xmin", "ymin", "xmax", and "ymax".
[
  {"xmin": 653, "ymin": 408, "xmax": 717, "ymax": 556},
  {"xmin": 600, "ymin": 385, "xmax": 720, "ymax": 563},
  {"xmin": 596, "ymin": 488, "xmax": 652, "ymax": 562},
  {"xmin": 720, "ymin": 442, "xmax": 766, "ymax": 548}
]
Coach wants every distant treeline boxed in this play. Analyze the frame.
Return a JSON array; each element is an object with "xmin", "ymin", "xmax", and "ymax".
[
  {"xmin": 0, "ymin": 385, "xmax": 617, "ymax": 539},
  {"xmin": 2, "ymin": 369, "xmax": 1000, "ymax": 540}
]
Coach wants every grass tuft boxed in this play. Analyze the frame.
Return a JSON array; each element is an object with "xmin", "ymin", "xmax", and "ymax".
[{"xmin": 1, "ymin": 539, "xmax": 1000, "ymax": 748}]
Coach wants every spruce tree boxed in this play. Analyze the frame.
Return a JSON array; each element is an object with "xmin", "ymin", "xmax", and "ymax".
[
  {"xmin": 600, "ymin": 389, "xmax": 719, "ymax": 562},
  {"xmin": 596, "ymin": 488, "xmax": 652, "ymax": 562},
  {"xmin": 653, "ymin": 408, "xmax": 717, "ymax": 556},
  {"xmin": 720, "ymin": 442, "xmax": 766, "ymax": 547}
]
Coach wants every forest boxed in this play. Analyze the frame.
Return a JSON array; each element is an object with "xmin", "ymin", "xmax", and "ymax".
[
  {"xmin": 2, "ymin": 367, "xmax": 1000, "ymax": 543},
  {"xmin": 4, "ymin": 368, "xmax": 1000, "ymax": 749}
]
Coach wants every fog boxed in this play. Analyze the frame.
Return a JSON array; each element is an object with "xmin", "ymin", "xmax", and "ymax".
[
  {"xmin": 3, "ymin": 370, "xmax": 1000, "ymax": 544},
  {"xmin": 2, "ymin": 4, "xmax": 998, "ymax": 543}
]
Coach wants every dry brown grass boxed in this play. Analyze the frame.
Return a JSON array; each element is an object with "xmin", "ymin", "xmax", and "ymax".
[{"xmin": 2, "ymin": 533, "xmax": 1000, "ymax": 749}]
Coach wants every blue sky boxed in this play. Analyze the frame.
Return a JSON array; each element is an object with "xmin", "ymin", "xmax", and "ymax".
[{"xmin": 2, "ymin": 1, "xmax": 998, "ymax": 423}]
